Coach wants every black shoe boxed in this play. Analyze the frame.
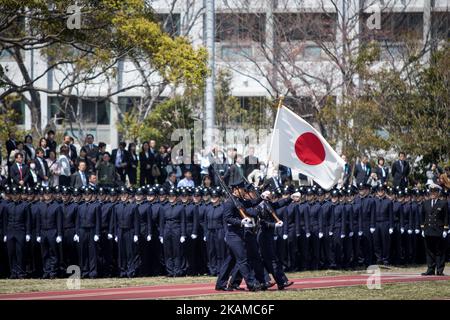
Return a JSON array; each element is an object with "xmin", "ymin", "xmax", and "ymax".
[
  {"xmin": 215, "ymin": 286, "xmax": 233, "ymax": 291},
  {"xmin": 278, "ymin": 281, "xmax": 294, "ymax": 290},
  {"xmin": 247, "ymin": 284, "xmax": 261, "ymax": 292},
  {"xmin": 421, "ymin": 271, "xmax": 435, "ymax": 276},
  {"xmin": 266, "ymin": 281, "xmax": 276, "ymax": 289},
  {"xmin": 436, "ymin": 272, "xmax": 446, "ymax": 276},
  {"xmin": 229, "ymin": 285, "xmax": 245, "ymax": 291}
]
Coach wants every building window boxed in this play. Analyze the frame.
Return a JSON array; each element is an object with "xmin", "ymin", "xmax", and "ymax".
[
  {"xmin": 432, "ymin": 12, "xmax": 450, "ymax": 40},
  {"xmin": 48, "ymin": 97, "xmax": 110, "ymax": 125},
  {"xmin": 275, "ymin": 13, "xmax": 337, "ymax": 42},
  {"xmin": 118, "ymin": 96, "xmax": 142, "ymax": 119},
  {"xmin": 10, "ymin": 100, "xmax": 25, "ymax": 125},
  {"xmin": 362, "ymin": 12, "xmax": 423, "ymax": 42},
  {"xmin": 303, "ymin": 45, "xmax": 323, "ymax": 60},
  {"xmin": 216, "ymin": 14, "xmax": 266, "ymax": 43}
]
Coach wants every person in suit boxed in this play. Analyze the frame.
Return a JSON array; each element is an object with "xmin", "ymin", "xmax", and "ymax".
[
  {"xmin": 35, "ymin": 148, "xmax": 50, "ymax": 186},
  {"xmin": 420, "ymin": 185, "xmax": 449, "ymax": 276},
  {"xmin": 63, "ymin": 135, "xmax": 78, "ymax": 168},
  {"xmin": 6, "ymin": 132, "xmax": 18, "ymax": 166},
  {"xmin": 223, "ymin": 155, "xmax": 244, "ymax": 187},
  {"xmin": 38, "ymin": 138, "xmax": 51, "ymax": 159},
  {"xmin": 46, "ymin": 130, "xmax": 57, "ymax": 154},
  {"xmin": 139, "ymin": 141, "xmax": 155, "ymax": 186},
  {"xmin": 111, "ymin": 142, "xmax": 131, "ymax": 183},
  {"xmin": 341, "ymin": 154, "xmax": 351, "ymax": 186},
  {"xmin": 354, "ymin": 155, "xmax": 371, "ymax": 185},
  {"xmin": 84, "ymin": 134, "xmax": 99, "ymax": 171},
  {"xmin": 243, "ymin": 147, "xmax": 259, "ymax": 177},
  {"xmin": 9, "ymin": 153, "xmax": 30, "ymax": 187},
  {"xmin": 392, "ymin": 152, "xmax": 410, "ymax": 189},
  {"xmin": 375, "ymin": 157, "xmax": 389, "ymax": 185},
  {"xmin": 127, "ymin": 143, "xmax": 139, "ymax": 186},
  {"xmin": 71, "ymin": 161, "xmax": 89, "ymax": 188},
  {"xmin": 163, "ymin": 172, "xmax": 177, "ymax": 190},
  {"xmin": 23, "ymin": 135, "xmax": 36, "ymax": 161}
]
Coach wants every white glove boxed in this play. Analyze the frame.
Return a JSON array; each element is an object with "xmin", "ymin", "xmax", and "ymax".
[
  {"xmin": 318, "ymin": 232, "xmax": 323, "ymax": 239},
  {"xmin": 159, "ymin": 236, "xmax": 163, "ymax": 244},
  {"xmin": 329, "ymin": 231, "xmax": 333, "ymax": 236},
  {"xmin": 26, "ymin": 235, "xmax": 31, "ymax": 242},
  {"xmin": 133, "ymin": 235, "xmax": 138, "ymax": 243},
  {"xmin": 56, "ymin": 236, "xmax": 62, "ymax": 243},
  {"xmin": 275, "ymin": 221, "xmax": 283, "ymax": 228},
  {"xmin": 414, "ymin": 229, "xmax": 420, "ymax": 234},
  {"xmin": 274, "ymin": 236, "xmax": 278, "ymax": 241},
  {"xmin": 94, "ymin": 235, "xmax": 99, "ymax": 242},
  {"xmin": 349, "ymin": 232, "xmax": 354, "ymax": 237},
  {"xmin": 191, "ymin": 234, "xmax": 197, "ymax": 240},
  {"xmin": 3, "ymin": 236, "xmax": 6, "ymax": 242},
  {"xmin": 36, "ymin": 236, "xmax": 41, "ymax": 243},
  {"xmin": 180, "ymin": 236, "xmax": 186, "ymax": 243},
  {"xmin": 340, "ymin": 234, "xmax": 345, "ymax": 239},
  {"xmin": 400, "ymin": 228, "xmax": 405, "ymax": 234},
  {"xmin": 282, "ymin": 234, "xmax": 288, "ymax": 240},
  {"xmin": 147, "ymin": 235, "xmax": 152, "ymax": 241},
  {"xmin": 203, "ymin": 236, "xmax": 206, "ymax": 242},
  {"xmin": 306, "ymin": 233, "xmax": 311, "ymax": 238},
  {"xmin": 443, "ymin": 231, "xmax": 448, "ymax": 239},
  {"xmin": 243, "ymin": 222, "xmax": 255, "ymax": 228},
  {"xmin": 358, "ymin": 231, "xmax": 363, "ymax": 236},
  {"xmin": 115, "ymin": 236, "xmax": 118, "ymax": 242},
  {"xmin": 73, "ymin": 234, "xmax": 79, "ymax": 242},
  {"xmin": 261, "ymin": 190, "xmax": 271, "ymax": 200},
  {"xmin": 407, "ymin": 229, "xmax": 412, "ymax": 235},
  {"xmin": 241, "ymin": 217, "xmax": 251, "ymax": 226},
  {"xmin": 370, "ymin": 228, "xmax": 375, "ymax": 234},
  {"xmin": 421, "ymin": 230, "xmax": 425, "ymax": 238},
  {"xmin": 388, "ymin": 228, "xmax": 393, "ymax": 235},
  {"xmin": 107, "ymin": 234, "xmax": 113, "ymax": 240}
]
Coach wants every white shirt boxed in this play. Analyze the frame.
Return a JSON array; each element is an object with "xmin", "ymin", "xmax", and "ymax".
[
  {"xmin": 58, "ymin": 155, "xmax": 71, "ymax": 176},
  {"xmin": 177, "ymin": 178, "xmax": 195, "ymax": 188}
]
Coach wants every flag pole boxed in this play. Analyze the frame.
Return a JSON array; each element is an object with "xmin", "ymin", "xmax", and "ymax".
[{"xmin": 267, "ymin": 95, "xmax": 284, "ymax": 172}]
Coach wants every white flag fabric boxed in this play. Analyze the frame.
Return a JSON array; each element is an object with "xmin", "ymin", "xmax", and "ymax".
[{"xmin": 269, "ymin": 106, "xmax": 345, "ymax": 190}]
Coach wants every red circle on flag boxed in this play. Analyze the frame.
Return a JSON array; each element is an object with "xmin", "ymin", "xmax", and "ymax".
[{"xmin": 294, "ymin": 132, "xmax": 325, "ymax": 165}]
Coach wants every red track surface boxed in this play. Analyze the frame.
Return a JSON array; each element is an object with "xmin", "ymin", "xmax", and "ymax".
[{"xmin": 0, "ymin": 273, "xmax": 449, "ymax": 300}]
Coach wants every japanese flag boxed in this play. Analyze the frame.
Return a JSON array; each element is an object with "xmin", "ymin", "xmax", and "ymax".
[{"xmin": 269, "ymin": 106, "xmax": 345, "ymax": 190}]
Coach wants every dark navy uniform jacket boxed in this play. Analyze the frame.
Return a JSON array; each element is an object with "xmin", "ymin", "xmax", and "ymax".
[
  {"xmin": 330, "ymin": 202, "xmax": 345, "ymax": 235},
  {"xmin": 184, "ymin": 202, "xmax": 199, "ymax": 236},
  {"xmin": 307, "ymin": 201, "xmax": 321, "ymax": 234},
  {"xmin": 411, "ymin": 201, "xmax": 422, "ymax": 231},
  {"xmin": 320, "ymin": 200, "xmax": 333, "ymax": 234},
  {"xmin": 374, "ymin": 197, "xmax": 393, "ymax": 228},
  {"xmin": 223, "ymin": 197, "xmax": 261, "ymax": 238},
  {"xmin": 36, "ymin": 201, "xmax": 63, "ymax": 237},
  {"xmin": 136, "ymin": 201, "xmax": 152, "ymax": 236},
  {"xmin": 392, "ymin": 201, "xmax": 403, "ymax": 228},
  {"xmin": 76, "ymin": 201, "xmax": 101, "ymax": 235},
  {"xmin": 354, "ymin": 196, "xmax": 375, "ymax": 230},
  {"xmin": 112, "ymin": 202, "xmax": 139, "ymax": 235},
  {"xmin": 100, "ymin": 201, "xmax": 115, "ymax": 233},
  {"xmin": 401, "ymin": 201, "xmax": 412, "ymax": 231},
  {"xmin": 4, "ymin": 201, "xmax": 31, "ymax": 235},
  {"xmin": 297, "ymin": 202, "xmax": 310, "ymax": 234},
  {"xmin": 344, "ymin": 201, "xmax": 356, "ymax": 234},
  {"xmin": 283, "ymin": 201, "xmax": 299, "ymax": 235},
  {"xmin": 63, "ymin": 202, "xmax": 78, "ymax": 230},
  {"xmin": 198, "ymin": 202, "xmax": 210, "ymax": 236},
  {"xmin": 421, "ymin": 199, "xmax": 449, "ymax": 237},
  {"xmin": 0, "ymin": 200, "xmax": 9, "ymax": 238},
  {"xmin": 159, "ymin": 202, "xmax": 186, "ymax": 237}
]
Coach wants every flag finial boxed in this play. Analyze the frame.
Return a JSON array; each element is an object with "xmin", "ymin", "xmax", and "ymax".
[{"xmin": 276, "ymin": 95, "xmax": 284, "ymax": 109}]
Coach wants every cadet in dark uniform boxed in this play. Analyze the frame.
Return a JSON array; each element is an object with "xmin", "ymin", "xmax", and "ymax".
[
  {"xmin": 421, "ymin": 185, "xmax": 448, "ymax": 276},
  {"xmin": 36, "ymin": 186, "xmax": 63, "ymax": 278},
  {"xmin": 180, "ymin": 188, "xmax": 199, "ymax": 276},
  {"xmin": 391, "ymin": 190, "xmax": 404, "ymax": 265},
  {"xmin": 4, "ymin": 186, "xmax": 31, "ymax": 278},
  {"xmin": 306, "ymin": 188, "xmax": 322, "ymax": 270},
  {"xmin": 75, "ymin": 187, "xmax": 100, "ymax": 278},
  {"xmin": 97, "ymin": 187, "xmax": 115, "ymax": 277},
  {"xmin": 319, "ymin": 189, "xmax": 334, "ymax": 269},
  {"xmin": 204, "ymin": 189, "xmax": 226, "ymax": 276},
  {"xmin": 134, "ymin": 187, "xmax": 152, "ymax": 276},
  {"xmin": 61, "ymin": 187, "xmax": 79, "ymax": 272},
  {"xmin": 192, "ymin": 188, "xmax": 207, "ymax": 275},
  {"xmin": 151, "ymin": 187, "xmax": 167, "ymax": 275},
  {"xmin": 401, "ymin": 189, "xmax": 414, "ymax": 264},
  {"xmin": 373, "ymin": 185, "xmax": 393, "ymax": 265},
  {"xmin": 329, "ymin": 189, "xmax": 345, "ymax": 269},
  {"xmin": 112, "ymin": 187, "xmax": 139, "ymax": 278},
  {"xmin": 160, "ymin": 188, "xmax": 186, "ymax": 277},
  {"xmin": 354, "ymin": 183, "xmax": 375, "ymax": 267},
  {"xmin": 0, "ymin": 186, "xmax": 11, "ymax": 278},
  {"xmin": 343, "ymin": 188, "xmax": 356, "ymax": 269},
  {"xmin": 215, "ymin": 180, "xmax": 264, "ymax": 292},
  {"xmin": 28, "ymin": 187, "xmax": 43, "ymax": 278},
  {"xmin": 282, "ymin": 190, "xmax": 300, "ymax": 271},
  {"xmin": 297, "ymin": 189, "xmax": 311, "ymax": 271}
]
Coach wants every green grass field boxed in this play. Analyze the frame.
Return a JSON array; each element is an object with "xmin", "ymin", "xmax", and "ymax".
[{"xmin": 0, "ymin": 265, "xmax": 449, "ymax": 299}]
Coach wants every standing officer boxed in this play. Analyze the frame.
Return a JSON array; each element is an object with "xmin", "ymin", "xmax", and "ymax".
[
  {"xmin": 306, "ymin": 187, "xmax": 321, "ymax": 270},
  {"xmin": 204, "ymin": 188, "xmax": 226, "ymax": 276},
  {"xmin": 421, "ymin": 185, "xmax": 448, "ymax": 276},
  {"xmin": 75, "ymin": 187, "xmax": 100, "ymax": 278},
  {"xmin": 391, "ymin": 152, "xmax": 410, "ymax": 189},
  {"xmin": 112, "ymin": 187, "xmax": 139, "ymax": 278},
  {"xmin": 0, "ymin": 186, "xmax": 11, "ymax": 278},
  {"xmin": 134, "ymin": 187, "xmax": 152, "ymax": 276},
  {"xmin": 160, "ymin": 188, "xmax": 186, "ymax": 277},
  {"xmin": 193, "ymin": 188, "xmax": 207, "ymax": 275},
  {"xmin": 36, "ymin": 186, "xmax": 63, "ymax": 279},
  {"xmin": 282, "ymin": 190, "xmax": 300, "ymax": 271},
  {"xmin": 354, "ymin": 183, "xmax": 375, "ymax": 267},
  {"xmin": 329, "ymin": 189, "xmax": 345, "ymax": 269},
  {"xmin": 373, "ymin": 185, "xmax": 393, "ymax": 265},
  {"xmin": 391, "ymin": 190, "xmax": 404, "ymax": 265},
  {"xmin": 181, "ymin": 188, "xmax": 199, "ymax": 276},
  {"xmin": 151, "ymin": 187, "xmax": 167, "ymax": 275},
  {"xmin": 61, "ymin": 187, "xmax": 79, "ymax": 272},
  {"xmin": 96, "ymin": 187, "xmax": 115, "ymax": 277},
  {"xmin": 319, "ymin": 189, "xmax": 334, "ymax": 269},
  {"xmin": 28, "ymin": 187, "xmax": 43, "ymax": 278},
  {"xmin": 4, "ymin": 186, "xmax": 31, "ymax": 278}
]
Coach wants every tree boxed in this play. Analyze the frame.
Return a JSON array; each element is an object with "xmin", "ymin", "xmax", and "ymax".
[{"xmin": 0, "ymin": 0, "xmax": 208, "ymax": 137}]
